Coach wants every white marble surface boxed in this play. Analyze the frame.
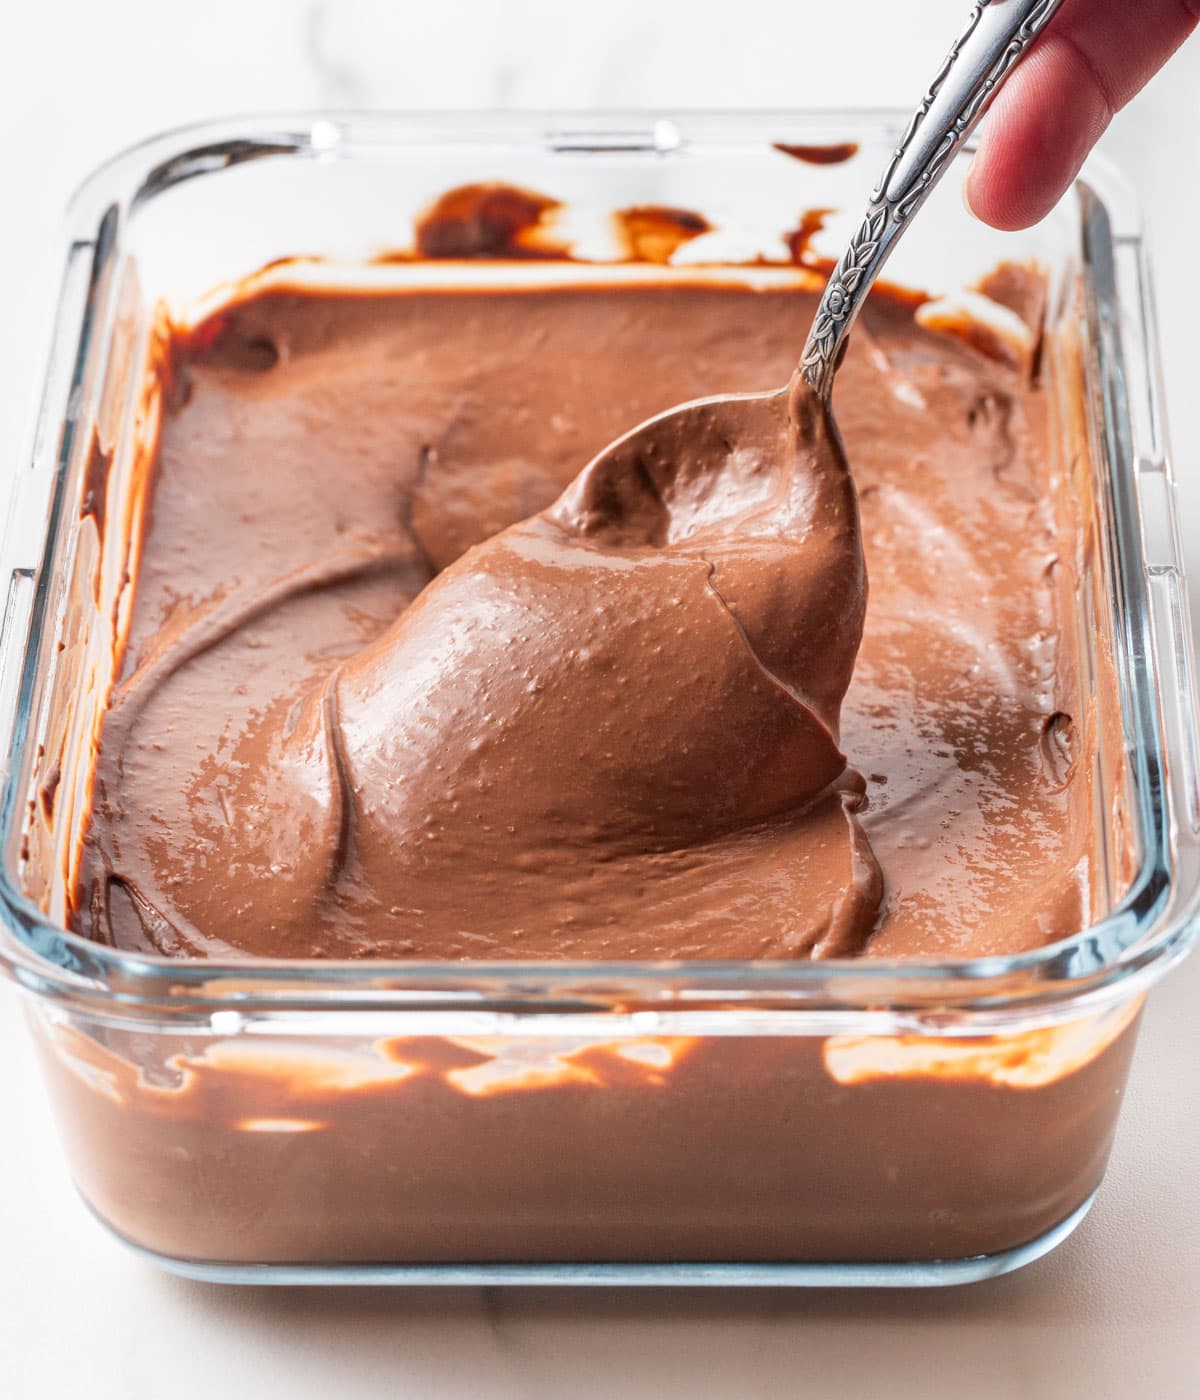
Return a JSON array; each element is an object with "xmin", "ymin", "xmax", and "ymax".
[{"xmin": 1, "ymin": 3, "xmax": 1198, "ymax": 1396}]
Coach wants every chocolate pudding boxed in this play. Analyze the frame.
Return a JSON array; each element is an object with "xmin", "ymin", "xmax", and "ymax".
[{"xmin": 72, "ymin": 264, "xmax": 1095, "ymax": 965}]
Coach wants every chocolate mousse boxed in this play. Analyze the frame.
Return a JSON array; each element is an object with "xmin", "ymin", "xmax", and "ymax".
[{"xmin": 72, "ymin": 255, "xmax": 1095, "ymax": 965}]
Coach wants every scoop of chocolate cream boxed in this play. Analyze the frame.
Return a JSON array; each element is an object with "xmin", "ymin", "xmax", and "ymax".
[{"xmin": 147, "ymin": 383, "xmax": 882, "ymax": 960}]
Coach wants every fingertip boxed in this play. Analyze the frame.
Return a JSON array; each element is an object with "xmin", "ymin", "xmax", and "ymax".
[
  {"xmin": 959, "ymin": 39, "xmax": 1113, "ymax": 232},
  {"xmin": 963, "ymin": 137, "xmax": 1045, "ymax": 232},
  {"xmin": 962, "ymin": 157, "xmax": 986, "ymax": 225}
]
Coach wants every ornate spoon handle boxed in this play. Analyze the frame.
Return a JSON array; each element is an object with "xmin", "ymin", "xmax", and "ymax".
[{"xmin": 799, "ymin": 0, "xmax": 1065, "ymax": 398}]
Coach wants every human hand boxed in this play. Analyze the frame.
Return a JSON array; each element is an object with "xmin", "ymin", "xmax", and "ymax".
[{"xmin": 966, "ymin": 0, "xmax": 1199, "ymax": 229}]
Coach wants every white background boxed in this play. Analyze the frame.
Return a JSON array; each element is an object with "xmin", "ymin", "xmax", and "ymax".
[{"xmin": 1, "ymin": 3, "xmax": 1198, "ymax": 1396}]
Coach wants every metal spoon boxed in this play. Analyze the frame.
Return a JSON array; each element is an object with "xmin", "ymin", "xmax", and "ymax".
[
  {"xmin": 571, "ymin": 0, "xmax": 1065, "ymax": 529},
  {"xmin": 799, "ymin": 0, "xmax": 1064, "ymax": 396}
]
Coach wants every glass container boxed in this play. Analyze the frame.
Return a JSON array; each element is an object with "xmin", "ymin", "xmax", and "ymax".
[{"xmin": 0, "ymin": 113, "xmax": 1196, "ymax": 1285}]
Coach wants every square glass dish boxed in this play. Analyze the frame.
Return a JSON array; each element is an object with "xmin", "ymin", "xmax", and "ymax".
[{"xmin": 1, "ymin": 113, "xmax": 1198, "ymax": 1287}]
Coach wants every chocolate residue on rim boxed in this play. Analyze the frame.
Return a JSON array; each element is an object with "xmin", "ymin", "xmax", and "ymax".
[
  {"xmin": 774, "ymin": 141, "xmax": 860, "ymax": 166},
  {"xmin": 80, "ymin": 431, "xmax": 113, "ymax": 536},
  {"xmin": 780, "ymin": 209, "xmax": 930, "ymax": 301},
  {"xmin": 976, "ymin": 263, "xmax": 1049, "ymax": 383},
  {"xmin": 39, "ymin": 761, "xmax": 61, "ymax": 822},
  {"xmin": 612, "ymin": 205, "xmax": 712, "ymax": 264},
  {"xmin": 784, "ymin": 208, "xmax": 835, "ymax": 267},
  {"xmin": 412, "ymin": 182, "xmax": 567, "ymax": 260}
]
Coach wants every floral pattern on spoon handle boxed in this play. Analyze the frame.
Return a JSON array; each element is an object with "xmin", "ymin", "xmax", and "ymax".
[{"xmin": 800, "ymin": 0, "xmax": 1065, "ymax": 398}]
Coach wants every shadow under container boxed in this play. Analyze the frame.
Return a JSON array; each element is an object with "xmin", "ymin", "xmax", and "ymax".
[{"xmin": 1, "ymin": 114, "xmax": 1198, "ymax": 1286}]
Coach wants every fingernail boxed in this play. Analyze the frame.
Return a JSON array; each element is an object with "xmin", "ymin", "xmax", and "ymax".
[{"xmin": 962, "ymin": 164, "xmax": 982, "ymax": 222}]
